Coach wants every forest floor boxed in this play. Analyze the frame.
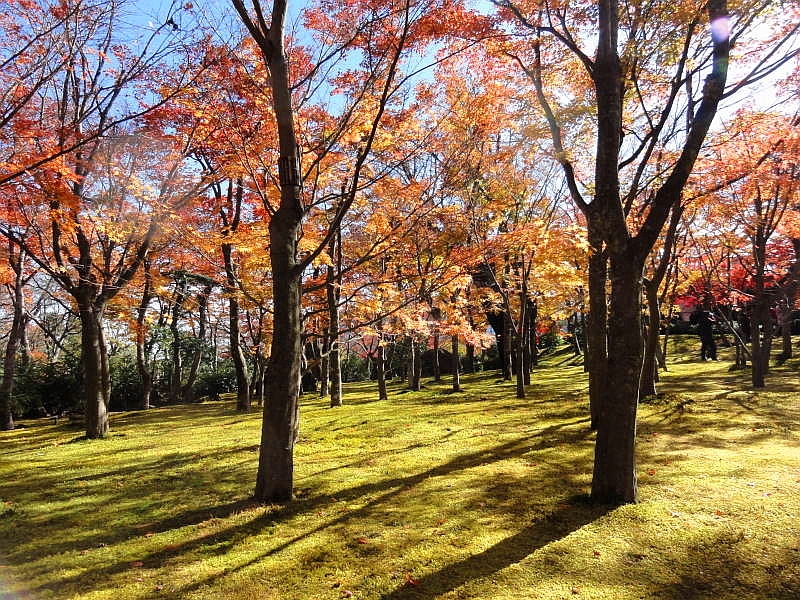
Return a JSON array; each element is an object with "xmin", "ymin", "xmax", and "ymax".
[{"xmin": 1, "ymin": 336, "xmax": 799, "ymax": 600}]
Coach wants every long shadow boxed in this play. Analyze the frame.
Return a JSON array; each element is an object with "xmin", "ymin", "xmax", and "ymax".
[
  {"xmin": 24, "ymin": 421, "xmax": 593, "ymax": 597},
  {"xmin": 378, "ymin": 502, "xmax": 609, "ymax": 599}
]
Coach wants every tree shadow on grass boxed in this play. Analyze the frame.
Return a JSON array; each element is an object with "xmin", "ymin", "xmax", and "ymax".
[
  {"xmin": 378, "ymin": 501, "xmax": 609, "ymax": 600},
  {"xmin": 23, "ymin": 421, "xmax": 594, "ymax": 598}
]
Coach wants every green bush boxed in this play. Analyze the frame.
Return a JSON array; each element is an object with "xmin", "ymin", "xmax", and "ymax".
[
  {"xmin": 193, "ymin": 361, "xmax": 238, "ymax": 400},
  {"xmin": 14, "ymin": 354, "xmax": 82, "ymax": 417}
]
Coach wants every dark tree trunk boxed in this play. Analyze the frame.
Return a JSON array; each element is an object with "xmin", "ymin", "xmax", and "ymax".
[
  {"xmin": 327, "ymin": 261, "xmax": 342, "ymax": 408},
  {"xmin": 591, "ymin": 255, "xmax": 642, "ymax": 504},
  {"xmin": 376, "ymin": 343, "xmax": 388, "ymax": 401},
  {"xmin": 639, "ymin": 279, "xmax": 661, "ymax": 398},
  {"xmin": 135, "ymin": 261, "xmax": 154, "ymax": 410},
  {"xmin": 168, "ymin": 278, "xmax": 187, "ymax": 404},
  {"xmin": 465, "ymin": 343, "xmax": 475, "ymax": 373},
  {"xmin": 586, "ymin": 239, "xmax": 608, "ymax": 431},
  {"xmin": 0, "ymin": 250, "xmax": 25, "ymax": 430},
  {"xmin": 223, "ymin": 242, "xmax": 251, "ymax": 412},
  {"xmin": 432, "ymin": 332, "xmax": 440, "ymax": 381},
  {"xmin": 502, "ymin": 313, "xmax": 513, "ymax": 380},
  {"xmin": 79, "ymin": 300, "xmax": 109, "ymax": 439},
  {"xmin": 515, "ymin": 289, "xmax": 527, "ymax": 398},
  {"xmin": 255, "ymin": 204, "xmax": 303, "ymax": 503},
  {"xmin": 183, "ymin": 282, "xmax": 212, "ymax": 403},
  {"xmin": 319, "ymin": 334, "xmax": 329, "ymax": 397},
  {"xmin": 451, "ymin": 335, "xmax": 461, "ymax": 392}
]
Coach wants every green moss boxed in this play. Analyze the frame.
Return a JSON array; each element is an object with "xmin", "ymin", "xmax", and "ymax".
[{"xmin": 0, "ymin": 336, "xmax": 798, "ymax": 599}]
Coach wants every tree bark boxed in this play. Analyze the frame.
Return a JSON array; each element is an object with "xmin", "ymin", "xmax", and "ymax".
[
  {"xmin": 0, "ymin": 248, "xmax": 25, "ymax": 430},
  {"xmin": 451, "ymin": 335, "xmax": 461, "ymax": 392},
  {"xmin": 183, "ymin": 282, "xmax": 212, "ymax": 403},
  {"xmin": 135, "ymin": 260, "xmax": 154, "ymax": 410},
  {"xmin": 408, "ymin": 339, "xmax": 421, "ymax": 391},
  {"xmin": 639, "ymin": 279, "xmax": 661, "ymax": 397},
  {"xmin": 168, "ymin": 277, "xmax": 187, "ymax": 404},
  {"xmin": 432, "ymin": 331, "xmax": 440, "ymax": 381},
  {"xmin": 326, "ymin": 232, "xmax": 342, "ymax": 407},
  {"xmin": 256, "ymin": 204, "xmax": 303, "ymax": 502},
  {"xmin": 502, "ymin": 313, "xmax": 513, "ymax": 380},
  {"xmin": 79, "ymin": 300, "xmax": 109, "ymax": 438},
  {"xmin": 591, "ymin": 255, "xmax": 642, "ymax": 503},
  {"xmin": 586, "ymin": 238, "xmax": 608, "ymax": 431},
  {"xmin": 222, "ymin": 244, "xmax": 251, "ymax": 412},
  {"xmin": 376, "ymin": 344, "xmax": 388, "ymax": 401}
]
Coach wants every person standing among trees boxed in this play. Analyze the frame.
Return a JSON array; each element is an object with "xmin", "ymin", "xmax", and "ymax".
[{"xmin": 691, "ymin": 305, "xmax": 718, "ymax": 361}]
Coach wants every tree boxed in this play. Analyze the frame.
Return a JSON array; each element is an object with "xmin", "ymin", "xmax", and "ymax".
[{"xmin": 492, "ymin": 0, "xmax": 798, "ymax": 502}]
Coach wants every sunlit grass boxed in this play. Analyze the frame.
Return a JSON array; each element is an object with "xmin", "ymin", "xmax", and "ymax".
[{"xmin": 0, "ymin": 336, "xmax": 798, "ymax": 599}]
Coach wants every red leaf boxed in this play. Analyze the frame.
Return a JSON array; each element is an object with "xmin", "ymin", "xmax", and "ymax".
[{"xmin": 130, "ymin": 561, "xmax": 144, "ymax": 568}]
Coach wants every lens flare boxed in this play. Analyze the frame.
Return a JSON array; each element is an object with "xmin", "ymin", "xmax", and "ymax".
[{"xmin": 711, "ymin": 16, "xmax": 730, "ymax": 44}]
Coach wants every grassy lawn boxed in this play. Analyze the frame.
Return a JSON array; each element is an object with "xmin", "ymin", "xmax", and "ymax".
[{"xmin": 1, "ymin": 336, "xmax": 798, "ymax": 600}]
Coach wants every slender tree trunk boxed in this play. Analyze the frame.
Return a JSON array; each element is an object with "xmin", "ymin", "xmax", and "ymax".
[
  {"xmin": 223, "ymin": 243, "xmax": 251, "ymax": 412},
  {"xmin": 168, "ymin": 280, "xmax": 186, "ymax": 404},
  {"xmin": 639, "ymin": 279, "xmax": 661, "ymax": 397},
  {"xmin": 183, "ymin": 283, "xmax": 212, "ymax": 403},
  {"xmin": 327, "ymin": 264, "xmax": 342, "ymax": 407},
  {"xmin": 135, "ymin": 263, "xmax": 154, "ymax": 410},
  {"xmin": 319, "ymin": 334, "xmax": 330, "ymax": 397},
  {"xmin": 515, "ymin": 288, "xmax": 527, "ymax": 398},
  {"xmin": 466, "ymin": 343, "xmax": 475, "ymax": 373},
  {"xmin": 451, "ymin": 335, "xmax": 461, "ymax": 392},
  {"xmin": 432, "ymin": 332, "xmax": 440, "ymax": 382},
  {"xmin": 79, "ymin": 299, "xmax": 109, "ymax": 438},
  {"xmin": 376, "ymin": 344, "xmax": 388, "ymax": 401},
  {"xmin": 591, "ymin": 254, "xmax": 642, "ymax": 504},
  {"xmin": 502, "ymin": 313, "xmax": 513, "ymax": 380},
  {"xmin": 0, "ymin": 255, "xmax": 25, "ymax": 430},
  {"xmin": 522, "ymin": 303, "xmax": 532, "ymax": 385},
  {"xmin": 586, "ymin": 240, "xmax": 608, "ymax": 431}
]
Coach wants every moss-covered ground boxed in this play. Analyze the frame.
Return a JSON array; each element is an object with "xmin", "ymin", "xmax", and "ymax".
[{"xmin": 1, "ymin": 336, "xmax": 798, "ymax": 600}]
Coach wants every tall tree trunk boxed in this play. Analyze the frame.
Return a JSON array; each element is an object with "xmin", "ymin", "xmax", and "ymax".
[
  {"xmin": 223, "ymin": 242, "xmax": 251, "ymax": 412},
  {"xmin": 256, "ymin": 204, "xmax": 303, "ymax": 502},
  {"xmin": 408, "ymin": 339, "xmax": 421, "ymax": 391},
  {"xmin": 591, "ymin": 255, "xmax": 642, "ymax": 504},
  {"xmin": 168, "ymin": 279, "xmax": 187, "ymax": 404},
  {"xmin": 183, "ymin": 282, "xmax": 212, "ymax": 403},
  {"xmin": 586, "ymin": 239, "xmax": 608, "ymax": 431},
  {"xmin": 327, "ymin": 263, "xmax": 342, "ymax": 408},
  {"xmin": 514, "ymin": 288, "xmax": 527, "ymax": 398},
  {"xmin": 0, "ymin": 249, "xmax": 25, "ymax": 430},
  {"xmin": 319, "ymin": 334, "xmax": 330, "ymax": 397},
  {"xmin": 376, "ymin": 321, "xmax": 388, "ymax": 401},
  {"xmin": 639, "ymin": 279, "xmax": 661, "ymax": 397},
  {"xmin": 451, "ymin": 335, "xmax": 461, "ymax": 392},
  {"xmin": 136, "ymin": 261, "xmax": 154, "ymax": 410},
  {"xmin": 502, "ymin": 313, "xmax": 512, "ymax": 380},
  {"xmin": 529, "ymin": 300, "xmax": 539, "ymax": 368},
  {"xmin": 79, "ymin": 299, "xmax": 109, "ymax": 439},
  {"xmin": 432, "ymin": 331, "xmax": 440, "ymax": 381}
]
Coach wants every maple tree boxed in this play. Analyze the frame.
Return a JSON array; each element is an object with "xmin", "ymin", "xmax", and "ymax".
[{"xmin": 494, "ymin": 0, "xmax": 799, "ymax": 504}]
